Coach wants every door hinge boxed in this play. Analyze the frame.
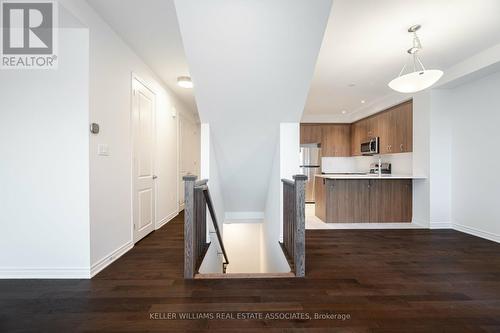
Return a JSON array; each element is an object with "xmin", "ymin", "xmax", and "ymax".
[{"xmin": 133, "ymin": 223, "xmax": 136, "ymax": 230}]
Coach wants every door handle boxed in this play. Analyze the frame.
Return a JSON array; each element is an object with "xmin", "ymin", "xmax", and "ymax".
[{"xmin": 152, "ymin": 175, "xmax": 158, "ymax": 180}]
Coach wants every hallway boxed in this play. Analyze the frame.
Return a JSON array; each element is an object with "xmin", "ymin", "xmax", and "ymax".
[{"xmin": 1, "ymin": 213, "xmax": 500, "ymax": 332}]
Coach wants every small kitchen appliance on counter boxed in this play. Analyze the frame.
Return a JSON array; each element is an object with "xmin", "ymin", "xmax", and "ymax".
[{"xmin": 370, "ymin": 162, "xmax": 392, "ymax": 175}]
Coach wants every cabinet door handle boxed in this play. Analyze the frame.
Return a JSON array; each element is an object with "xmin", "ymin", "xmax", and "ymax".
[{"xmin": 400, "ymin": 144, "xmax": 404, "ymax": 151}]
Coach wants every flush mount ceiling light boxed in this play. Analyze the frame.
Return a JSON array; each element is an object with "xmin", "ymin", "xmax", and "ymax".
[
  {"xmin": 177, "ymin": 76, "xmax": 193, "ymax": 89},
  {"xmin": 388, "ymin": 25, "xmax": 443, "ymax": 93}
]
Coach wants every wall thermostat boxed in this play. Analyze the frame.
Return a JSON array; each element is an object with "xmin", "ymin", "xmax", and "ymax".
[{"xmin": 90, "ymin": 123, "xmax": 100, "ymax": 134}]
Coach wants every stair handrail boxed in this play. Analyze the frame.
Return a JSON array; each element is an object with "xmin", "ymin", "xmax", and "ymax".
[
  {"xmin": 198, "ymin": 185, "xmax": 229, "ymax": 273},
  {"xmin": 183, "ymin": 175, "xmax": 229, "ymax": 278}
]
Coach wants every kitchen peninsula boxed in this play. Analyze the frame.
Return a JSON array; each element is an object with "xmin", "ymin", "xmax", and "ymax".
[{"xmin": 314, "ymin": 174, "xmax": 425, "ymax": 223}]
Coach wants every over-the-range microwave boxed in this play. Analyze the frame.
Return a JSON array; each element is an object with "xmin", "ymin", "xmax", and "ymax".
[{"xmin": 361, "ymin": 137, "xmax": 379, "ymax": 155}]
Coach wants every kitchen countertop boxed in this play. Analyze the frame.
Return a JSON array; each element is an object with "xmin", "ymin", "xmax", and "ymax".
[{"xmin": 316, "ymin": 173, "xmax": 427, "ymax": 180}]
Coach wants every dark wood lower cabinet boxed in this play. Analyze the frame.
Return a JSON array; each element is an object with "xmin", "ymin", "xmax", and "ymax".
[
  {"xmin": 369, "ymin": 179, "xmax": 412, "ymax": 222},
  {"xmin": 325, "ymin": 179, "xmax": 370, "ymax": 223},
  {"xmin": 315, "ymin": 178, "xmax": 412, "ymax": 223},
  {"xmin": 314, "ymin": 177, "xmax": 326, "ymax": 222}
]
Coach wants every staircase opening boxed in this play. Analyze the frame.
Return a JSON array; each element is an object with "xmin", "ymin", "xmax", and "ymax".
[{"xmin": 182, "ymin": 175, "xmax": 307, "ymax": 279}]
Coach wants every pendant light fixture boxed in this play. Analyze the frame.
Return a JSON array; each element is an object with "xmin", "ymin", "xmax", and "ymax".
[{"xmin": 388, "ymin": 25, "xmax": 443, "ymax": 93}]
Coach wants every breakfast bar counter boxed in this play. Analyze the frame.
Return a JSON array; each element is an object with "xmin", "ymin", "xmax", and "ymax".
[{"xmin": 314, "ymin": 175, "xmax": 421, "ymax": 223}]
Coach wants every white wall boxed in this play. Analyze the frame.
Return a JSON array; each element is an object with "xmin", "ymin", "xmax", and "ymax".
[
  {"xmin": 0, "ymin": 0, "xmax": 198, "ymax": 277},
  {"xmin": 262, "ymin": 140, "xmax": 290, "ymax": 273},
  {"xmin": 428, "ymin": 90, "xmax": 452, "ymax": 227},
  {"xmin": 446, "ymin": 70, "xmax": 500, "ymax": 241},
  {"xmin": 58, "ymin": 0, "xmax": 196, "ymax": 275},
  {"xmin": 198, "ymin": 124, "xmax": 225, "ymax": 273},
  {"xmin": 0, "ymin": 29, "xmax": 91, "ymax": 278},
  {"xmin": 223, "ymin": 223, "xmax": 262, "ymax": 273},
  {"xmin": 262, "ymin": 123, "xmax": 300, "ymax": 273},
  {"xmin": 178, "ymin": 114, "xmax": 201, "ymax": 210},
  {"xmin": 175, "ymin": 0, "xmax": 332, "ymax": 216}
]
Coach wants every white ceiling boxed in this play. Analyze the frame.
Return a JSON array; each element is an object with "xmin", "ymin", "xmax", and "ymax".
[
  {"xmin": 86, "ymin": 0, "xmax": 197, "ymax": 114},
  {"xmin": 86, "ymin": 0, "xmax": 500, "ymax": 120},
  {"xmin": 175, "ymin": 0, "xmax": 331, "ymax": 212},
  {"xmin": 304, "ymin": 0, "xmax": 500, "ymax": 119}
]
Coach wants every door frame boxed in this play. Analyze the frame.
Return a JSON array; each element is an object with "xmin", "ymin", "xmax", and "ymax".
[{"xmin": 130, "ymin": 73, "xmax": 157, "ymax": 244}]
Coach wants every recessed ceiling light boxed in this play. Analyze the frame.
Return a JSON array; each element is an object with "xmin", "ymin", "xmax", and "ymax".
[
  {"xmin": 341, "ymin": 110, "xmax": 347, "ymax": 114},
  {"xmin": 177, "ymin": 76, "xmax": 193, "ymax": 89},
  {"xmin": 361, "ymin": 100, "xmax": 366, "ymax": 104}
]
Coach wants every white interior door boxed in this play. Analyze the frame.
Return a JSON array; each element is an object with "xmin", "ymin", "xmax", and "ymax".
[{"xmin": 132, "ymin": 78, "xmax": 156, "ymax": 243}]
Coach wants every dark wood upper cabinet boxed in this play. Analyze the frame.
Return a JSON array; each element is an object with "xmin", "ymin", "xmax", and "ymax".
[
  {"xmin": 300, "ymin": 123, "xmax": 351, "ymax": 157},
  {"xmin": 301, "ymin": 100, "xmax": 413, "ymax": 157},
  {"xmin": 351, "ymin": 120, "xmax": 366, "ymax": 156},
  {"xmin": 377, "ymin": 100, "xmax": 413, "ymax": 154},
  {"xmin": 321, "ymin": 124, "xmax": 351, "ymax": 157},
  {"xmin": 351, "ymin": 100, "xmax": 413, "ymax": 155},
  {"xmin": 300, "ymin": 124, "xmax": 322, "ymax": 145}
]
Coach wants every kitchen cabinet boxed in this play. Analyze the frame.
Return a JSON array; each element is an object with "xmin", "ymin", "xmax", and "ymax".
[
  {"xmin": 379, "ymin": 101, "xmax": 413, "ymax": 154},
  {"xmin": 321, "ymin": 124, "xmax": 351, "ymax": 157},
  {"xmin": 377, "ymin": 111, "xmax": 392, "ymax": 155},
  {"xmin": 302, "ymin": 100, "xmax": 412, "ymax": 157},
  {"xmin": 300, "ymin": 124, "xmax": 322, "ymax": 145},
  {"xmin": 365, "ymin": 116, "xmax": 380, "ymax": 139},
  {"xmin": 392, "ymin": 101, "xmax": 413, "ymax": 153},
  {"xmin": 351, "ymin": 100, "xmax": 413, "ymax": 155},
  {"xmin": 324, "ymin": 179, "xmax": 371, "ymax": 223},
  {"xmin": 314, "ymin": 177, "xmax": 326, "ymax": 222},
  {"xmin": 315, "ymin": 178, "xmax": 412, "ymax": 223},
  {"xmin": 300, "ymin": 124, "xmax": 351, "ymax": 157},
  {"xmin": 350, "ymin": 121, "xmax": 366, "ymax": 156},
  {"xmin": 369, "ymin": 179, "xmax": 412, "ymax": 222}
]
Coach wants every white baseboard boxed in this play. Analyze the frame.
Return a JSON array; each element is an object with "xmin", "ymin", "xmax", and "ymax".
[
  {"xmin": 225, "ymin": 211, "xmax": 264, "ymax": 220},
  {"xmin": 90, "ymin": 241, "xmax": 134, "ymax": 277},
  {"xmin": 156, "ymin": 210, "xmax": 178, "ymax": 230},
  {"xmin": 430, "ymin": 221, "xmax": 453, "ymax": 229},
  {"xmin": 411, "ymin": 219, "xmax": 428, "ymax": 228},
  {"xmin": 0, "ymin": 267, "xmax": 91, "ymax": 279},
  {"xmin": 453, "ymin": 223, "xmax": 499, "ymax": 243}
]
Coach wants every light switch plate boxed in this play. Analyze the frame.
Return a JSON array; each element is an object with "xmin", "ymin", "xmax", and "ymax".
[{"xmin": 97, "ymin": 144, "xmax": 110, "ymax": 156}]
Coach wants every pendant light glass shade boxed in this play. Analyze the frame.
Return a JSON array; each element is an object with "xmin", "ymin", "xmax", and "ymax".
[
  {"xmin": 388, "ymin": 25, "xmax": 443, "ymax": 94},
  {"xmin": 388, "ymin": 69, "xmax": 443, "ymax": 93}
]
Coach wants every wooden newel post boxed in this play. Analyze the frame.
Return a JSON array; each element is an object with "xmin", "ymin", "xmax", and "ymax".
[
  {"xmin": 183, "ymin": 175, "xmax": 197, "ymax": 279},
  {"xmin": 293, "ymin": 174, "xmax": 307, "ymax": 277}
]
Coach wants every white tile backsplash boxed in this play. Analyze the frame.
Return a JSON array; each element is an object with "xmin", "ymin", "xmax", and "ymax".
[
  {"xmin": 322, "ymin": 153, "xmax": 413, "ymax": 174},
  {"xmin": 321, "ymin": 157, "xmax": 356, "ymax": 173}
]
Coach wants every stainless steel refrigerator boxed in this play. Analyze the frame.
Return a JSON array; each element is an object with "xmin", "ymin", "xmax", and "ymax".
[{"xmin": 300, "ymin": 144, "xmax": 322, "ymax": 203}]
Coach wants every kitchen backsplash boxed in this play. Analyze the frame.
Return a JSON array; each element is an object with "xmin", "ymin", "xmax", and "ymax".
[{"xmin": 322, "ymin": 153, "xmax": 413, "ymax": 174}]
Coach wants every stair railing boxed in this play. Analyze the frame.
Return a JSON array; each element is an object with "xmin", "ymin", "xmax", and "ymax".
[
  {"xmin": 280, "ymin": 174, "xmax": 307, "ymax": 277},
  {"xmin": 183, "ymin": 175, "xmax": 229, "ymax": 279}
]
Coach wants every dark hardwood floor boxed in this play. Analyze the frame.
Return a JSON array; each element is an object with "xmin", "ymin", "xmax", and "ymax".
[{"xmin": 1, "ymin": 213, "xmax": 500, "ymax": 332}]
